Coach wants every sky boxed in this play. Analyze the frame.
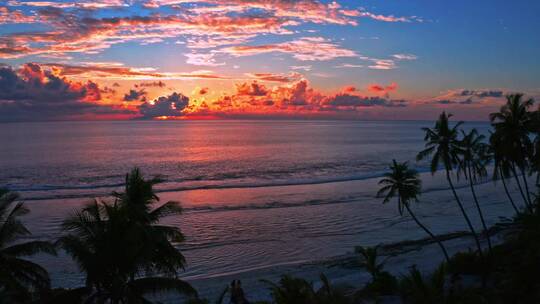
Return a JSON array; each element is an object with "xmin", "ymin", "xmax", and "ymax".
[{"xmin": 0, "ymin": 0, "xmax": 539, "ymax": 122}]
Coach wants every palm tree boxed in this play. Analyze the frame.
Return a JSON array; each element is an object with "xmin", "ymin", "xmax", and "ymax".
[
  {"xmin": 377, "ymin": 160, "xmax": 450, "ymax": 262},
  {"xmin": 355, "ymin": 246, "xmax": 385, "ymax": 281},
  {"xmin": 459, "ymin": 129, "xmax": 492, "ymax": 252},
  {"xmin": 263, "ymin": 275, "xmax": 316, "ymax": 304},
  {"xmin": 57, "ymin": 169, "xmax": 197, "ymax": 303},
  {"xmin": 489, "ymin": 131, "xmax": 521, "ymax": 214},
  {"xmin": 490, "ymin": 94, "xmax": 535, "ymax": 210},
  {"xmin": 0, "ymin": 188, "xmax": 56, "ymax": 303},
  {"xmin": 416, "ymin": 112, "xmax": 483, "ymax": 256},
  {"xmin": 112, "ymin": 168, "xmax": 187, "ymax": 277},
  {"xmin": 263, "ymin": 274, "xmax": 350, "ymax": 304},
  {"xmin": 528, "ymin": 106, "xmax": 540, "ymax": 185},
  {"xmin": 399, "ymin": 264, "xmax": 447, "ymax": 304}
]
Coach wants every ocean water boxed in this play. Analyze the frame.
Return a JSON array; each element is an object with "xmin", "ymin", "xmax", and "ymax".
[
  {"xmin": 2, "ymin": 120, "xmax": 515, "ymax": 299},
  {"xmin": 1, "ymin": 120, "xmax": 438, "ymax": 200}
]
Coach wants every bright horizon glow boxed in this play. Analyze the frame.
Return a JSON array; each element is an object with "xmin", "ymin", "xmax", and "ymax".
[{"xmin": 1, "ymin": 0, "xmax": 539, "ymax": 122}]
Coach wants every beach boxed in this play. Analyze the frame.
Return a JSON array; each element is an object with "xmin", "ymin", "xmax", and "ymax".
[
  {"xmin": 1, "ymin": 120, "xmax": 521, "ymax": 301},
  {"xmin": 24, "ymin": 168, "xmax": 520, "ymax": 302}
]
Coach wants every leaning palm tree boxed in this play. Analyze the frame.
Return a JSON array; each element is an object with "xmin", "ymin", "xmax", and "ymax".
[
  {"xmin": 57, "ymin": 169, "xmax": 197, "ymax": 303},
  {"xmin": 377, "ymin": 160, "xmax": 450, "ymax": 262},
  {"xmin": 489, "ymin": 131, "xmax": 521, "ymax": 214},
  {"xmin": 0, "ymin": 188, "xmax": 56, "ymax": 303},
  {"xmin": 416, "ymin": 112, "xmax": 483, "ymax": 256},
  {"xmin": 490, "ymin": 94, "xmax": 535, "ymax": 210},
  {"xmin": 458, "ymin": 129, "xmax": 492, "ymax": 252}
]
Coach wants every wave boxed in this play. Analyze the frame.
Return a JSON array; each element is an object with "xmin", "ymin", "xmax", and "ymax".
[
  {"xmin": 9, "ymin": 170, "xmax": 393, "ymax": 201},
  {"xmin": 7, "ymin": 165, "xmax": 491, "ymax": 202},
  {"xmin": 3, "ymin": 159, "xmax": 391, "ymax": 194},
  {"xmin": 181, "ymin": 196, "xmax": 363, "ymax": 214}
]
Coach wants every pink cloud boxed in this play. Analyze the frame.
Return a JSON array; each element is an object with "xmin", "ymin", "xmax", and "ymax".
[
  {"xmin": 220, "ymin": 37, "xmax": 357, "ymax": 61},
  {"xmin": 38, "ymin": 62, "xmax": 228, "ymax": 80},
  {"xmin": 185, "ymin": 53, "xmax": 225, "ymax": 66},
  {"xmin": 368, "ymin": 82, "xmax": 398, "ymax": 94},
  {"xmin": 0, "ymin": 6, "xmax": 36, "ymax": 24},
  {"xmin": 246, "ymin": 72, "xmax": 302, "ymax": 83}
]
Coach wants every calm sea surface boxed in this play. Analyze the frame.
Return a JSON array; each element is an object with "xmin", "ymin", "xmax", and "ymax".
[
  {"xmin": 2, "ymin": 120, "xmax": 507, "ymax": 296},
  {"xmin": 1, "ymin": 120, "xmax": 442, "ymax": 200}
]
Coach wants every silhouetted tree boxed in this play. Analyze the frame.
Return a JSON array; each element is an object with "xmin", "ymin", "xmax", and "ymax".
[
  {"xmin": 490, "ymin": 94, "xmax": 536, "ymax": 210},
  {"xmin": 0, "ymin": 188, "xmax": 56, "ymax": 303},
  {"xmin": 263, "ymin": 274, "xmax": 350, "ymax": 304},
  {"xmin": 417, "ymin": 112, "xmax": 483, "ymax": 255},
  {"xmin": 399, "ymin": 264, "xmax": 447, "ymax": 304},
  {"xmin": 489, "ymin": 131, "xmax": 521, "ymax": 214},
  {"xmin": 377, "ymin": 160, "xmax": 450, "ymax": 262},
  {"xmin": 58, "ymin": 168, "xmax": 196, "ymax": 303},
  {"xmin": 459, "ymin": 129, "xmax": 492, "ymax": 252}
]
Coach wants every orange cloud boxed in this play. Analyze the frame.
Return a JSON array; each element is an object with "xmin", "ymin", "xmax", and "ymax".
[
  {"xmin": 39, "ymin": 63, "xmax": 227, "ymax": 80},
  {"xmin": 0, "ymin": 8, "xmax": 294, "ymax": 58},
  {"xmin": 220, "ymin": 37, "xmax": 357, "ymax": 61},
  {"xmin": 198, "ymin": 87, "xmax": 209, "ymax": 95},
  {"xmin": 0, "ymin": 0, "xmax": 421, "ymax": 63},
  {"xmin": 0, "ymin": 63, "xmax": 412, "ymax": 121},
  {"xmin": 196, "ymin": 79, "xmax": 406, "ymax": 118},
  {"xmin": 368, "ymin": 82, "xmax": 398, "ymax": 94},
  {"xmin": 342, "ymin": 86, "xmax": 357, "ymax": 93},
  {"xmin": 246, "ymin": 72, "xmax": 302, "ymax": 83},
  {"xmin": 0, "ymin": 6, "xmax": 36, "ymax": 24},
  {"xmin": 235, "ymin": 82, "xmax": 269, "ymax": 96}
]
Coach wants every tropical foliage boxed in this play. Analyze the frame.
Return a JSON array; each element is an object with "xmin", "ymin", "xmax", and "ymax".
[
  {"xmin": 56, "ymin": 168, "xmax": 197, "ymax": 303},
  {"xmin": 417, "ymin": 112, "xmax": 483, "ymax": 256},
  {"xmin": 262, "ymin": 273, "xmax": 351, "ymax": 304},
  {"xmin": 377, "ymin": 160, "xmax": 450, "ymax": 262},
  {"xmin": 0, "ymin": 188, "xmax": 56, "ymax": 303}
]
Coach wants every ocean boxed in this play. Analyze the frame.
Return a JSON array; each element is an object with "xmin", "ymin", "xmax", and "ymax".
[{"xmin": 1, "ymin": 120, "xmax": 516, "ymax": 300}]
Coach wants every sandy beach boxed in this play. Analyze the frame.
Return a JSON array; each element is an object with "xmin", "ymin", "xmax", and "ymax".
[{"xmin": 24, "ymin": 167, "xmax": 522, "ymax": 302}]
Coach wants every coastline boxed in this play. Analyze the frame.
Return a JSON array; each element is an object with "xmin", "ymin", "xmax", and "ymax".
[
  {"xmin": 23, "ymin": 168, "xmax": 523, "ymax": 302},
  {"xmin": 158, "ymin": 225, "xmax": 514, "ymax": 302}
]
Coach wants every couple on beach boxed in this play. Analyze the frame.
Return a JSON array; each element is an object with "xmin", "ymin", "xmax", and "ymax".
[{"xmin": 230, "ymin": 280, "xmax": 250, "ymax": 304}]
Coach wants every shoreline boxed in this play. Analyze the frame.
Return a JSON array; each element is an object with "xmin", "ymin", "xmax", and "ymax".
[
  {"xmin": 180, "ymin": 223, "xmax": 515, "ymax": 302},
  {"xmin": 24, "ymin": 168, "xmax": 524, "ymax": 302}
]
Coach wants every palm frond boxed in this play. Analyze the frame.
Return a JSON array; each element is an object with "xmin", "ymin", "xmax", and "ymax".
[{"xmin": 2, "ymin": 240, "xmax": 57, "ymax": 257}]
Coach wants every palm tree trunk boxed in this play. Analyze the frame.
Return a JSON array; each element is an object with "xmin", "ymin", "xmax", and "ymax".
[
  {"xmin": 511, "ymin": 165, "xmax": 532, "ymax": 212},
  {"xmin": 404, "ymin": 202, "xmax": 450, "ymax": 263},
  {"xmin": 467, "ymin": 165, "xmax": 492, "ymax": 253},
  {"xmin": 500, "ymin": 167, "xmax": 520, "ymax": 214},
  {"xmin": 445, "ymin": 169, "xmax": 483, "ymax": 256},
  {"xmin": 520, "ymin": 167, "xmax": 533, "ymax": 208}
]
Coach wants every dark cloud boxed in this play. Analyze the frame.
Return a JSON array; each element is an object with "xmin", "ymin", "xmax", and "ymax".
[
  {"xmin": 459, "ymin": 90, "xmax": 503, "ymax": 98},
  {"xmin": 435, "ymin": 98, "xmax": 475, "ymax": 105},
  {"xmin": 236, "ymin": 81, "xmax": 268, "ymax": 96},
  {"xmin": 136, "ymin": 81, "xmax": 166, "ymax": 88},
  {"xmin": 324, "ymin": 94, "xmax": 406, "ymax": 108},
  {"xmin": 0, "ymin": 63, "xmax": 128, "ymax": 121},
  {"xmin": 138, "ymin": 92, "xmax": 189, "ymax": 119},
  {"xmin": 123, "ymin": 88, "xmax": 147, "ymax": 101}
]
